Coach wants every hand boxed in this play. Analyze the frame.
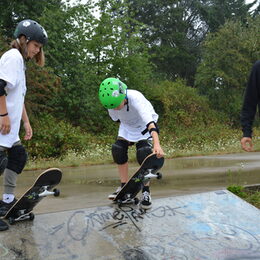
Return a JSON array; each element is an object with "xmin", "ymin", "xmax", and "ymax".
[
  {"xmin": 153, "ymin": 144, "xmax": 164, "ymax": 158},
  {"xmin": 24, "ymin": 122, "xmax": 33, "ymax": 140},
  {"xmin": 0, "ymin": 116, "xmax": 11, "ymax": 135},
  {"xmin": 241, "ymin": 137, "xmax": 253, "ymax": 152}
]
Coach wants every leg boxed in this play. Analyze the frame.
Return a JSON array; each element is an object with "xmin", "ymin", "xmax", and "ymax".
[
  {"xmin": 136, "ymin": 139, "xmax": 153, "ymax": 189},
  {"xmin": 112, "ymin": 139, "xmax": 130, "ymax": 184},
  {"xmin": 136, "ymin": 140, "xmax": 153, "ymax": 209},
  {"xmin": 0, "ymin": 146, "xmax": 8, "ymax": 176},
  {"xmin": 3, "ymin": 169, "xmax": 18, "ymax": 200},
  {"xmin": 4, "ymin": 142, "xmax": 27, "ymax": 196},
  {"xmin": 136, "ymin": 140, "xmax": 153, "ymax": 165},
  {"xmin": 0, "ymin": 143, "xmax": 27, "ymax": 216},
  {"xmin": 117, "ymin": 162, "xmax": 128, "ymax": 184},
  {"xmin": 109, "ymin": 139, "xmax": 130, "ymax": 199}
]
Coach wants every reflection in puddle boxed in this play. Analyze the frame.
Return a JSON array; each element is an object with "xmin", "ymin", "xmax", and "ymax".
[{"xmin": 13, "ymin": 152, "xmax": 260, "ymax": 213}]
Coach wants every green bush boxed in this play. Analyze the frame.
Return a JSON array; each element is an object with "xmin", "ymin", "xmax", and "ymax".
[
  {"xmin": 227, "ymin": 185, "xmax": 247, "ymax": 198},
  {"xmin": 149, "ymin": 79, "xmax": 227, "ymax": 132},
  {"xmin": 22, "ymin": 114, "xmax": 87, "ymax": 158}
]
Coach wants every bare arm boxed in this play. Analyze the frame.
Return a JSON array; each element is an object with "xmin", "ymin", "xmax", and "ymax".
[
  {"xmin": 22, "ymin": 105, "xmax": 33, "ymax": 140},
  {"xmin": 0, "ymin": 95, "xmax": 10, "ymax": 134},
  {"xmin": 148, "ymin": 123, "xmax": 164, "ymax": 157}
]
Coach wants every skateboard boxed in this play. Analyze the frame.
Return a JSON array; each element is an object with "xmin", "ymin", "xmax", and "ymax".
[
  {"xmin": 4, "ymin": 168, "xmax": 62, "ymax": 225},
  {"xmin": 113, "ymin": 153, "xmax": 164, "ymax": 205}
]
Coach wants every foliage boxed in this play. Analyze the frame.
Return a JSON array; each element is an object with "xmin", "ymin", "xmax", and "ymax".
[
  {"xmin": 40, "ymin": 0, "xmax": 152, "ymax": 131},
  {"xmin": 195, "ymin": 16, "xmax": 260, "ymax": 125},
  {"xmin": 25, "ymin": 63, "xmax": 61, "ymax": 116},
  {"xmin": 124, "ymin": 0, "xmax": 205, "ymax": 85},
  {"xmin": 0, "ymin": 0, "xmax": 259, "ymax": 161},
  {"xmin": 227, "ymin": 185, "xmax": 247, "ymax": 198},
  {"xmin": 196, "ymin": 0, "xmax": 254, "ymax": 33},
  {"xmin": 22, "ymin": 114, "xmax": 87, "ymax": 158},
  {"xmin": 148, "ymin": 79, "xmax": 227, "ymax": 132},
  {"xmin": 0, "ymin": 0, "xmax": 63, "ymax": 39},
  {"xmin": 228, "ymin": 185, "xmax": 260, "ymax": 209}
]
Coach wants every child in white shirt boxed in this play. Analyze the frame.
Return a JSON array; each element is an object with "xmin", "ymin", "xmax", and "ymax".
[
  {"xmin": 0, "ymin": 19, "xmax": 48, "ymax": 230},
  {"xmin": 99, "ymin": 78, "xmax": 164, "ymax": 209}
]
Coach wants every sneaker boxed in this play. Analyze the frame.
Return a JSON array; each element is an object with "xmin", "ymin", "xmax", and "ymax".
[
  {"xmin": 108, "ymin": 187, "xmax": 122, "ymax": 200},
  {"xmin": 0, "ymin": 219, "xmax": 8, "ymax": 231},
  {"xmin": 140, "ymin": 191, "xmax": 152, "ymax": 209},
  {"xmin": 0, "ymin": 198, "xmax": 17, "ymax": 216}
]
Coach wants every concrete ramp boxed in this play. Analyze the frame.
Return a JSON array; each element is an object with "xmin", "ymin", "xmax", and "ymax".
[{"xmin": 0, "ymin": 190, "xmax": 260, "ymax": 260}]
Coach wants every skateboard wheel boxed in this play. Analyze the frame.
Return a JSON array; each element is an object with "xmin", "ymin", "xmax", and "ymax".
[
  {"xmin": 117, "ymin": 199, "xmax": 122, "ymax": 205},
  {"xmin": 134, "ymin": 198, "xmax": 139, "ymax": 205},
  {"xmin": 29, "ymin": 213, "xmax": 35, "ymax": 221},
  {"xmin": 8, "ymin": 217, "xmax": 15, "ymax": 225},
  {"xmin": 157, "ymin": 172, "xmax": 162, "ymax": 179},
  {"xmin": 53, "ymin": 189, "xmax": 60, "ymax": 197}
]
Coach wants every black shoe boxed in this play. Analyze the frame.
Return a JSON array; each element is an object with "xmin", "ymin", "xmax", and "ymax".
[
  {"xmin": 0, "ymin": 198, "xmax": 17, "ymax": 217},
  {"xmin": 140, "ymin": 191, "xmax": 152, "ymax": 209},
  {"xmin": 0, "ymin": 219, "xmax": 8, "ymax": 231}
]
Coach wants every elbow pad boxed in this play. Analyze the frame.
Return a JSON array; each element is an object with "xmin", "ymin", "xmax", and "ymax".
[
  {"xmin": 142, "ymin": 121, "xmax": 160, "ymax": 135},
  {"xmin": 0, "ymin": 79, "xmax": 7, "ymax": 96}
]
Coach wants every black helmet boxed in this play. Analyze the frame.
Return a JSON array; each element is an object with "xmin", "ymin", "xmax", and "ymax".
[{"xmin": 14, "ymin": 19, "xmax": 48, "ymax": 45}]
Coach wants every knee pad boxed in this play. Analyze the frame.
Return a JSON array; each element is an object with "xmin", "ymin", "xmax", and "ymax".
[
  {"xmin": 136, "ymin": 140, "xmax": 153, "ymax": 165},
  {"xmin": 7, "ymin": 145, "xmax": 28, "ymax": 174},
  {"xmin": 112, "ymin": 140, "xmax": 129, "ymax": 164},
  {"xmin": 0, "ymin": 150, "xmax": 8, "ymax": 175}
]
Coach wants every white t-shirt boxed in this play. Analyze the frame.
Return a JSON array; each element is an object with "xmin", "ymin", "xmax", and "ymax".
[
  {"xmin": 108, "ymin": 89, "xmax": 158, "ymax": 142},
  {"xmin": 0, "ymin": 49, "xmax": 26, "ymax": 147}
]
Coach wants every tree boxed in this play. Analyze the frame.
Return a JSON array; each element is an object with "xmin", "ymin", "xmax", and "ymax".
[
  {"xmin": 0, "ymin": 0, "xmax": 63, "ymax": 39},
  {"xmin": 195, "ymin": 16, "xmax": 260, "ymax": 125},
  {"xmin": 124, "ymin": 0, "xmax": 205, "ymax": 85},
  {"xmin": 196, "ymin": 0, "xmax": 256, "ymax": 33},
  {"xmin": 41, "ymin": 0, "xmax": 152, "ymax": 132}
]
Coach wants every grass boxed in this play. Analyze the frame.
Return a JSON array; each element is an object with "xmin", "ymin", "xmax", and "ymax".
[
  {"xmin": 227, "ymin": 185, "xmax": 260, "ymax": 209},
  {"xmin": 26, "ymin": 127, "xmax": 250, "ymax": 170}
]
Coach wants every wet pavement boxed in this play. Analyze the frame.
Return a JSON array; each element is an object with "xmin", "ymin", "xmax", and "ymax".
[
  {"xmin": 0, "ymin": 152, "xmax": 259, "ymax": 259},
  {"xmin": 11, "ymin": 151, "xmax": 260, "ymax": 213},
  {"xmin": 0, "ymin": 190, "xmax": 259, "ymax": 260}
]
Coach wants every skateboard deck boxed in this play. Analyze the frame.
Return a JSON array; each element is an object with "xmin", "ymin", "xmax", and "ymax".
[
  {"xmin": 5, "ymin": 168, "xmax": 62, "ymax": 224},
  {"xmin": 114, "ymin": 153, "xmax": 164, "ymax": 205}
]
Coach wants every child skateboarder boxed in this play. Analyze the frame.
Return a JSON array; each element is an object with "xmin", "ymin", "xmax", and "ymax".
[
  {"xmin": 99, "ymin": 77, "xmax": 164, "ymax": 209},
  {"xmin": 0, "ymin": 19, "xmax": 48, "ymax": 230}
]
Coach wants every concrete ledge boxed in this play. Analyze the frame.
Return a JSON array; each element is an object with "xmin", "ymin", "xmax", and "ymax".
[
  {"xmin": 0, "ymin": 190, "xmax": 259, "ymax": 259},
  {"xmin": 244, "ymin": 184, "xmax": 260, "ymax": 192}
]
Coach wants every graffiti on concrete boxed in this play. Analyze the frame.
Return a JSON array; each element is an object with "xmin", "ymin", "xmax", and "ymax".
[
  {"xmin": 1, "ymin": 199, "xmax": 260, "ymax": 259},
  {"xmin": 66, "ymin": 204, "xmax": 186, "ymax": 238},
  {"xmin": 0, "ymin": 243, "xmax": 9, "ymax": 258},
  {"xmin": 46, "ymin": 204, "xmax": 260, "ymax": 259}
]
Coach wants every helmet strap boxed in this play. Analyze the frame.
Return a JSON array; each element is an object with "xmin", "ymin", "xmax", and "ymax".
[
  {"xmin": 16, "ymin": 38, "xmax": 21, "ymax": 47},
  {"xmin": 125, "ymin": 98, "xmax": 129, "ymax": 111},
  {"xmin": 124, "ymin": 88, "xmax": 129, "ymax": 111}
]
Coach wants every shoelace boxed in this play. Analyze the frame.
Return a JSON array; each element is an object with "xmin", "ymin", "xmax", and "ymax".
[{"xmin": 142, "ymin": 191, "xmax": 150, "ymax": 200}]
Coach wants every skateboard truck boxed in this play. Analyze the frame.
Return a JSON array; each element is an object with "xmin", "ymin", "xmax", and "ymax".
[
  {"xmin": 8, "ymin": 187, "xmax": 60, "ymax": 225},
  {"xmin": 37, "ymin": 186, "xmax": 60, "ymax": 198},
  {"xmin": 117, "ymin": 195, "xmax": 140, "ymax": 205},
  {"xmin": 8, "ymin": 211, "xmax": 35, "ymax": 225},
  {"xmin": 144, "ymin": 169, "xmax": 162, "ymax": 180}
]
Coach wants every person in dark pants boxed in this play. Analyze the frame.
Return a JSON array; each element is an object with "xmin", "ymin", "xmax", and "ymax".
[
  {"xmin": 241, "ymin": 60, "xmax": 260, "ymax": 152},
  {"xmin": 0, "ymin": 19, "xmax": 48, "ymax": 231}
]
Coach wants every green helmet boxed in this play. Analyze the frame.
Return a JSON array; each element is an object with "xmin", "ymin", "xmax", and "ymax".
[{"xmin": 99, "ymin": 78, "xmax": 127, "ymax": 109}]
